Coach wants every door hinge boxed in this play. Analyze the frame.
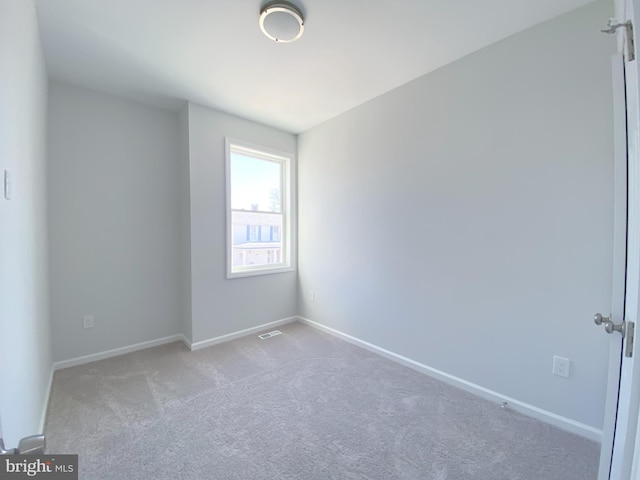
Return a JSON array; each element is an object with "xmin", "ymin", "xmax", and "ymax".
[
  {"xmin": 625, "ymin": 321, "xmax": 635, "ymax": 358},
  {"xmin": 602, "ymin": 19, "xmax": 635, "ymax": 62}
]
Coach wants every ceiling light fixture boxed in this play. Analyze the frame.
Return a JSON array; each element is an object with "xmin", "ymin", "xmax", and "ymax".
[{"xmin": 259, "ymin": 1, "xmax": 304, "ymax": 43}]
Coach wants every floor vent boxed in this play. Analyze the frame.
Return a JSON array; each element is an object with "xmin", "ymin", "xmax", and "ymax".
[{"xmin": 258, "ymin": 330, "xmax": 282, "ymax": 340}]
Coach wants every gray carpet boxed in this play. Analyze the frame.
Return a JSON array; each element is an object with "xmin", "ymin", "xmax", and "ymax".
[{"xmin": 45, "ymin": 321, "xmax": 599, "ymax": 479}]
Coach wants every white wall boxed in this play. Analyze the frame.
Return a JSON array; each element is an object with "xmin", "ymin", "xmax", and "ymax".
[
  {"xmin": 179, "ymin": 106, "xmax": 193, "ymax": 344},
  {"xmin": 47, "ymin": 82, "xmax": 183, "ymax": 361},
  {"xmin": 0, "ymin": 0, "xmax": 53, "ymax": 446},
  {"xmin": 298, "ymin": 0, "xmax": 615, "ymax": 430},
  {"xmin": 187, "ymin": 102, "xmax": 297, "ymax": 343}
]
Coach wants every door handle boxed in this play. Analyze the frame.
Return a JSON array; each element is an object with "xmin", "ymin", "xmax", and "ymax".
[
  {"xmin": 0, "ymin": 435, "xmax": 45, "ymax": 455},
  {"xmin": 0, "ymin": 438, "xmax": 14, "ymax": 455},
  {"xmin": 594, "ymin": 313, "xmax": 626, "ymax": 337}
]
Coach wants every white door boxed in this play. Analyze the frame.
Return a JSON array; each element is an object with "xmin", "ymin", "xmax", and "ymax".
[
  {"xmin": 598, "ymin": 50, "xmax": 628, "ymax": 480},
  {"xmin": 601, "ymin": 1, "xmax": 640, "ymax": 479}
]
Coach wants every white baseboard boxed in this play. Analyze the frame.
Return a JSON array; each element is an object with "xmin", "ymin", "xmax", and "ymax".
[
  {"xmin": 54, "ymin": 334, "xmax": 188, "ymax": 370},
  {"xmin": 52, "ymin": 316, "xmax": 298, "ymax": 369},
  {"xmin": 297, "ymin": 316, "xmax": 603, "ymax": 443},
  {"xmin": 189, "ymin": 316, "xmax": 298, "ymax": 351}
]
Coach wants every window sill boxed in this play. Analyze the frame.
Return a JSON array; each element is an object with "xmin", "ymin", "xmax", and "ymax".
[{"xmin": 226, "ymin": 265, "xmax": 295, "ymax": 279}]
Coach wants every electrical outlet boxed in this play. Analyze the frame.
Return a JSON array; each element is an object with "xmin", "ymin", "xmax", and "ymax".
[
  {"xmin": 309, "ymin": 291, "xmax": 315, "ymax": 302},
  {"xmin": 82, "ymin": 315, "xmax": 95, "ymax": 329},
  {"xmin": 553, "ymin": 355, "xmax": 570, "ymax": 378}
]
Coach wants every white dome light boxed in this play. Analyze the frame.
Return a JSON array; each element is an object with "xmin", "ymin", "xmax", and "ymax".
[{"xmin": 259, "ymin": 2, "xmax": 304, "ymax": 43}]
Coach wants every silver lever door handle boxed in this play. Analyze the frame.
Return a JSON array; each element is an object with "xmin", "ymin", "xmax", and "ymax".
[
  {"xmin": 0, "ymin": 438, "xmax": 16, "ymax": 455},
  {"xmin": 0, "ymin": 435, "xmax": 45, "ymax": 455},
  {"xmin": 16, "ymin": 435, "xmax": 45, "ymax": 455}
]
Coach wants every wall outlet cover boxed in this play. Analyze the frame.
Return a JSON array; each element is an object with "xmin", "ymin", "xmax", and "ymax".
[
  {"xmin": 552, "ymin": 355, "xmax": 570, "ymax": 378},
  {"xmin": 82, "ymin": 315, "xmax": 95, "ymax": 329}
]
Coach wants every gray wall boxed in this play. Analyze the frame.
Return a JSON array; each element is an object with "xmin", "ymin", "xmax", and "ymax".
[
  {"xmin": 0, "ymin": 0, "xmax": 53, "ymax": 446},
  {"xmin": 47, "ymin": 82, "xmax": 183, "ymax": 361},
  {"xmin": 46, "ymin": 89, "xmax": 298, "ymax": 356},
  {"xmin": 298, "ymin": 0, "xmax": 615, "ymax": 429},
  {"xmin": 187, "ymin": 102, "xmax": 297, "ymax": 343}
]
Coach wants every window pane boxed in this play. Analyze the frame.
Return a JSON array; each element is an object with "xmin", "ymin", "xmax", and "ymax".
[
  {"xmin": 249, "ymin": 225, "xmax": 258, "ymax": 241},
  {"xmin": 230, "ymin": 153, "xmax": 282, "ymax": 213},
  {"xmin": 231, "ymin": 210, "xmax": 283, "ymax": 268}
]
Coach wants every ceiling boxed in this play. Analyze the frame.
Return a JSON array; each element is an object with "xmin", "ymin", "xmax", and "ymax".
[{"xmin": 34, "ymin": 0, "xmax": 599, "ymax": 133}]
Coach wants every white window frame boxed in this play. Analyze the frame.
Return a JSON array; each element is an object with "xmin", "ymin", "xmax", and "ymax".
[{"xmin": 225, "ymin": 138, "xmax": 295, "ymax": 279}]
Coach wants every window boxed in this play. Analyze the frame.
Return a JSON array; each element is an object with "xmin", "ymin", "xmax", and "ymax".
[
  {"xmin": 248, "ymin": 225, "xmax": 259, "ymax": 242},
  {"xmin": 226, "ymin": 139, "xmax": 294, "ymax": 278}
]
